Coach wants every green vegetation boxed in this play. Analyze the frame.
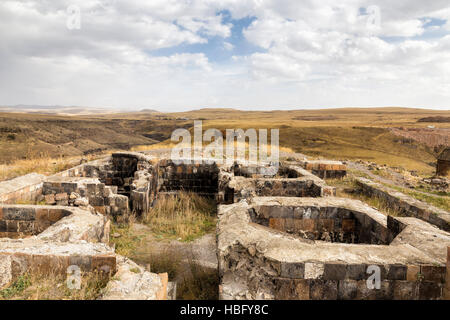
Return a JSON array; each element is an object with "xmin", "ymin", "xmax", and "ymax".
[
  {"xmin": 326, "ymin": 176, "xmax": 403, "ymax": 217},
  {"xmin": 385, "ymin": 184, "xmax": 450, "ymax": 212}
]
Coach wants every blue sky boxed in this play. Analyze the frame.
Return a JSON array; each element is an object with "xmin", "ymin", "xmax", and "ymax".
[
  {"xmin": 0, "ymin": 0, "xmax": 449, "ymax": 111},
  {"xmin": 151, "ymin": 11, "xmax": 262, "ymax": 64}
]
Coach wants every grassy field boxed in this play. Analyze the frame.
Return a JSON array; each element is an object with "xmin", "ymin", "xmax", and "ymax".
[{"xmin": 1, "ymin": 107, "xmax": 449, "ymax": 176}]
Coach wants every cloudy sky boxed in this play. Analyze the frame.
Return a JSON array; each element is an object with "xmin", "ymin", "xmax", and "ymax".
[{"xmin": 1, "ymin": 0, "xmax": 450, "ymax": 111}]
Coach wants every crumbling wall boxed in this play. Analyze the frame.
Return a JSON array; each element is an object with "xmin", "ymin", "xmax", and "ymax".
[
  {"xmin": 218, "ymin": 198, "xmax": 450, "ymax": 300},
  {"xmin": 297, "ymin": 160, "xmax": 347, "ymax": 179},
  {"xmin": 250, "ymin": 204, "xmax": 397, "ymax": 244},
  {"xmin": 219, "ymin": 164, "xmax": 336, "ymax": 204},
  {"xmin": 0, "ymin": 205, "xmax": 71, "ymax": 238},
  {"xmin": 356, "ymin": 177, "xmax": 450, "ymax": 232},
  {"xmin": 0, "ymin": 173, "xmax": 46, "ymax": 204},
  {"xmin": 42, "ymin": 178, "xmax": 129, "ymax": 217}
]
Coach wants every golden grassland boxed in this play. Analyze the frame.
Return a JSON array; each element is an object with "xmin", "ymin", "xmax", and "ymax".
[
  {"xmin": 0, "ymin": 153, "xmax": 105, "ymax": 182},
  {"xmin": 1, "ymin": 107, "xmax": 449, "ymax": 176}
]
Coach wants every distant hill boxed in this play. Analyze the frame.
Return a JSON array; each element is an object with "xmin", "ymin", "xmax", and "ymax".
[
  {"xmin": 139, "ymin": 109, "xmax": 159, "ymax": 113},
  {"xmin": 0, "ymin": 105, "xmax": 119, "ymax": 115}
]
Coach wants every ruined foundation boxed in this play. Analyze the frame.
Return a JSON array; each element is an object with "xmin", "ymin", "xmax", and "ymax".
[
  {"xmin": 1, "ymin": 151, "xmax": 449, "ymax": 300},
  {"xmin": 217, "ymin": 197, "xmax": 450, "ymax": 300}
]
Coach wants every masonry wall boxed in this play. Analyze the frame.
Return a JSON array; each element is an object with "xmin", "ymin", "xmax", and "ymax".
[
  {"xmin": 0, "ymin": 206, "xmax": 71, "ymax": 238},
  {"xmin": 43, "ymin": 180, "xmax": 128, "ymax": 217},
  {"xmin": 251, "ymin": 205, "xmax": 397, "ymax": 244},
  {"xmin": 158, "ymin": 160, "xmax": 219, "ymax": 196},
  {"xmin": 356, "ymin": 178, "xmax": 450, "ymax": 232},
  {"xmin": 220, "ymin": 243, "xmax": 447, "ymax": 300},
  {"xmin": 0, "ymin": 173, "xmax": 46, "ymax": 204}
]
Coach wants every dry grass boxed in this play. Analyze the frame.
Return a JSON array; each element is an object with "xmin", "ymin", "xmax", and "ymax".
[
  {"xmin": 0, "ymin": 153, "xmax": 104, "ymax": 182},
  {"xmin": 109, "ymin": 221, "xmax": 144, "ymax": 257},
  {"xmin": 131, "ymin": 141, "xmax": 177, "ymax": 152},
  {"xmin": 177, "ymin": 256, "xmax": 219, "ymax": 300},
  {"xmin": 326, "ymin": 176, "xmax": 403, "ymax": 216},
  {"xmin": 144, "ymin": 192, "xmax": 217, "ymax": 242},
  {"xmin": 132, "ymin": 247, "xmax": 219, "ymax": 300},
  {"xmin": 0, "ymin": 272, "xmax": 109, "ymax": 300}
]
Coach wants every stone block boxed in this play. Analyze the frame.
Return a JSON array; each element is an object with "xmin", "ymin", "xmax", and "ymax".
[
  {"xmin": 309, "ymin": 280, "xmax": 338, "ymax": 300},
  {"xmin": 0, "ymin": 220, "xmax": 7, "ymax": 232},
  {"xmin": 69, "ymin": 255, "xmax": 92, "ymax": 272},
  {"xmin": 305, "ymin": 263, "xmax": 324, "ymax": 279},
  {"xmin": 338, "ymin": 280, "xmax": 358, "ymax": 300},
  {"xmin": 387, "ymin": 265, "xmax": 407, "ymax": 280},
  {"xmin": 406, "ymin": 265, "xmax": 420, "ymax": 281},
  {"xmin": 323, "ymin": 263, "xmax": 347, "ymax": 280},
  {"xmin": 280, "ymin": 263, "xmax": 305, "ymax": 279},
  {"xmin": 393, "ymin": 281, "xmax": 417, "ymax": 300},
  {"xmin": 268, "ymin": 218, "xmax": 285, "ymax": 231},
  {"xmin": 48, "ymin": 209, "xmax": 64, "ymax": 223},
  {"xmin": 92, "ymin": 255, "xmax": 116, "ymax": 274},
  {"xmin": 346, "ymin": 264, "xmax": 367, "ymax": 280},
  {"xmin": 421, "ymin": 265, "xmax": 446, "ymax": 283},
  {"xmin": 45, "ymin": 194, "xmax": 56, "ymax": 205},
  {"xmin": 318, "ymin": 219, "xmax": 334, "ymax": 232},
  {"xmin": 418, "ymin": 281, "xmax": 442, "ymax": 300},
  {"xmin": 55, "ymin": 193, "xmax": 68, "ymax": 201},
  {"xmin": 36, "ymin": 208, "xmax": 49, "ymax": 221}
]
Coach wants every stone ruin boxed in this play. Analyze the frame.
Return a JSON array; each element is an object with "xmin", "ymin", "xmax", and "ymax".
[{"xmin": 0, "ymin": 151, "xmax": 449, "ymax": 300}]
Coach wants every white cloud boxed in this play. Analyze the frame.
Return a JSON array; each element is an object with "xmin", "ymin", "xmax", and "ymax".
[{"xmin": 0, "ymin": 0, "xmax": 449, "ymax": 110}]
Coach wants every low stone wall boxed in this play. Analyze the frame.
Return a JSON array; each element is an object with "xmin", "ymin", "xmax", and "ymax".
[
  {"xmin": 0, "ymin": 173, "xmax": 46, "ymax": 204},
  {"xmin": 217, "ymin": 197, "xmax": 450, "ymax": 300},
  {"xmin": 158, "ymin": 159, "xmax": 219, "ymax": 196},
  {"xmin": 219, "ymin": 164, "xmax": 336, "ymax": 204},
  {"xmin": 0, "ymin": 204, "xmax": 113, "ymax": 288},
  {"xmin": 0, "ymin": 205, "xmax": 71, "ymax": 238},
  {"xmin": 356, "ymin": 177, "xmax": 450, "ymax": 232},
  {"xmin": 51, "ymin": 152, "xmax": 157, "ymax": 217},
  {"xmin": 101, "ymin": 255, "xmax": 168, "ymax": 300},
  {"xmin": 42, "ymin": 177, "xmax": 129, "ymax": 217},
  {"xmin": 297, "ymin": 160, "xmax": 347, "ymax": 179},
  {"xmin": 251, "ymin": 200, "xmax": 398, "ymax": 244},
  {"xmin": 0, "ymin": 241, "xmax": 116, "ymax": 288}
]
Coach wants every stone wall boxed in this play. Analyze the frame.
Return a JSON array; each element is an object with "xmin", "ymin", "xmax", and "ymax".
[
  {"xmin": 0, "ymin": 204, "xmax": 113, "ymax": 288},
  {"xmin": 250, "ymin": 203, "xmax": 398, "ymax": 244},
  {"xmin": 218, "ymin": 164, "xmax": 336, "ymax": 204},
  {"xmin": 0, "ymin": 173, "xmax": 46, "ymax": 204},
  {"xmin": 356, "ymin": 177, "xmax": 450, "ymax": 232},
  {"xmin": 297, "ymin": 160, "xmax": 347, "ymax": 179},
  {"xmin": 218, "ymin": 197, "xmax": 450, "ymax": 300},
  {"xmin": 158, "ymin": 159, "xmax": 219, "ymax": 197},
  {"xmin": 0, "ymin": 205, "xmax": 71, "ymax": 238},
  {"xmin": 42, "ymin": 177, "xmax": 129, "ymax": 217}
]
